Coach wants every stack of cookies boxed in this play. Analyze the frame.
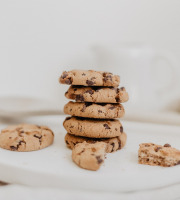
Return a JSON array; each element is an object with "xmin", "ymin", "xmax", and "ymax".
[{"xmin": 60, "ymin": 70, "xmax": 129, "ymax": 170}]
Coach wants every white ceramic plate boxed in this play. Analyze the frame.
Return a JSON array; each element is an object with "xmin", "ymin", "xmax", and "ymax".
[{"xmin": 0, "ymin": 115, "xmax": 180, "ymax": 192}]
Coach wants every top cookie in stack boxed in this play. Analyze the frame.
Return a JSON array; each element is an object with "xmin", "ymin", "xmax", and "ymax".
[
  {"xmin": 60, "ymin": 69, "xmax": 129, "ymax": 153},
  {"xmin": 60, "ymin": 70, "xmax": 120, "ymax": 87}
]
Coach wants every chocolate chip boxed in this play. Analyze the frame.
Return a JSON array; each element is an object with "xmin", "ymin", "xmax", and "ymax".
[
  {"xmin": 176, "ymin": 161, "xmax": 180, "ymax": 165},
  {"xmin": 103, "ymin": 72, "xmax": 112, "ymax": 77},
  {"xmin": 96, "ymin": 156, "xmax": 103, "ymax": 164},
  {"xmin": 145, "ymin": 144, "xmax": 150, "ymax": 147},
  {"xmin": 82, "ymin": 73, "xmax": 86, "ymax": 76},
  {"xmin": 91, "ymin": 77, "xmax": 96, "ymax": 80},
  {"xmin": 164, "ymin": 144, "xmax": 171, "ymax": 147},
  {"xmin": 115, "ymin": 97, "xmax": 120, "ymax": 103},
  {"xmin": 120, "ymin": 87, "xmax": 125, "ymax": 91},
  {"xmin": 109, "ymin": 106, "xmax": 115, "ymax": 110},
  {"xmin": 65, "ymin": 78, "xmax": 72, "ymax": 85},
  {"xmin": 111, "ymin": 142, "xmax": 115, "ymax": 152},
  {"xmin": 103, "ymin": 75, "xmax": 112, "ymax": 82},
  {"xmin": 120, "ymin": 126, "xmax": 123, "ymax": 132},
  {"xmin": 118, "ymin": 141, "xmax": 121, "ymax": 150},
  {"xmin": 65, "ymin": 140, "xmax": 69, "ymax": 145},
  {"xmin": 85, "ymin": 90, "xmax": 94, "ymax": 95},
  {"xmin": 98, "ymin": 110, "xmax": 102, "ymax": 113},
  {"xmin": 34, "ymin": 134, "xmax": 42, "ymax": 144},
  {"xmin": 115, "ymin": 128, "xmax": 117, "ymax": 131},
  {"xmin": 103, "ymin": 124, "xmax": 110, "ymax": 129},
  {"xmin": 10, "ymin": 140, "xmax": 26, "ymax": 151},
  {"xmin": 155, "ymin": 147, "xmax": 162, "ymax": 152},
  {"xmin": 86, "ymin": 80, "xmax": 95, "ymax": 86},
  {"xmin": 75, "ymin": 95, "xmax": 84, "ymax": 102},
  {"xmin": 10, "ymin": 146, "xmax": 18, "ymax": 151},
  {"xmin": 61, "ymin": 72, "xmax": 68, "ymax": 79},
  {"xmin": 81, "ymin": 105, "xmax": 86, "ymax": 112}
]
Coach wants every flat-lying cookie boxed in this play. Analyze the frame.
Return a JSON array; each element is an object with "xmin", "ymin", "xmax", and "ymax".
[
  {"xmin": 65, "ymin": 132, "xmax": 127, "ymax": 153},
  {"xmin": 60, "ymin": 70, "xmax": 120, "ymax": 87},
  {"xmin": 138, "ymin": 143, "xmax": 180, "ymax": 167},
  {"xmin": 72, "ymin": 142, "xmax": 106, "ymax": 171},
  {"xmin": 65, "ymin": 86, "xmax": 129, "ymax": 103},
  {"xmin": 63, "ymin": 116, "xmax": 123, "ymax": 138},
  {"xmin": 0, "ymin": 124, "xmax": 54, "ymax": 152},
  {"xmin": 64, "ymin": 101, "xmax": 125, "ymax": 119}
]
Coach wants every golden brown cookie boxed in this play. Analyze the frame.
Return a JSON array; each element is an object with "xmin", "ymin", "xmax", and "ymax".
[
  {"xmin": 64, "ymin": 101, "xmax": 125, "ymax": 119},
  {"xmin": 0, "ymin": 124, "xmax": 54, "ymax": 152},
  {"xmin": 65, "ymin": 86, "xmax": 129, "ymax": 103},
  {"xmin": 138, "ymin": 143, "xmax": 180, "ymax": 167},
  {"xmin": 72, "ymin": 141, "xmax": 106, "ymax": 171},
  {"xmin": 59, "ymin": 70, "xmax": 120, "ymax": 87},
  {"xmin": 65, "ymin": 132, "xmax": 127, "ymax": 153},
  {"xmin": 63, "ymin": 116, "xmax": 123, "ymax": 138}
]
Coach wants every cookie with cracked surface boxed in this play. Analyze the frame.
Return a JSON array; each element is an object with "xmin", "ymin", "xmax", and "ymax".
[
  {"xmin": 59, "ymin": 70, "xmax": 120, "ymax": 87},
  {"xmin": 0, "ymin": 124, "xmax": 54, "ymax": 152},
  {"xmin": 65, "ymin": 132, "xmax": 127, "ymax": 153},
  {"xmin": 72, "ymin": 141, "xmax": 106, "ymax": 171},
  {"xmin": 63, "ymin": 116, "xmax": 124, "ymax": 138},
  {"xmin": 138, "ymin": 143, "xmax": 180, "ymax": 167},
  {"xmin": 65, "ymin": 86, "xmax": 129, "ymax": 103},
  {"xmin": 64, "ymin": 101, "xmax": 125, "ymax": 119}
]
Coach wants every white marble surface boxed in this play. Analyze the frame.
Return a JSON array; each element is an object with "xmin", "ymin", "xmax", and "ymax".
[{"xmin": 0, "ymin": 115, "xmax": 180, "ymax": 195}]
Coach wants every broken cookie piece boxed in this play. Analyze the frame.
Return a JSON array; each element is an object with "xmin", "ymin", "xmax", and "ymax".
[
  {"xmin": 138, "ymin": 143, "xmax": 180, "ymax": 167},
  {"xmin": 72, "ymin": 142, "xmax": 106, "ymax": 171}
]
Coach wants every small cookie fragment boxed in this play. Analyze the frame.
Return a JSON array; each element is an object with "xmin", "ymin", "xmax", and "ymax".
[
  {"xmin": 65, "ymin": 132, "xmax": 127, "ymax": 153},
  {"xmin": 72, "ymin": 142, "xmax": 106, "ymax": 171},
  {"xmin": 65, "ymin": 86, "xmax": 129, "ymax": 103},
  {"xmin": 0, "ymin": 124, "xmax": 54, "ymax": 152},
  {"xmin": 138, "ymin": 143, "xmax": 180, "ymax": 167},
  {"xmin": 64, "ymin": 101, "xmax": 125, "ymax": 119},
  {"xmin": 59, "ymin": 70, "xmax": 120, "ymax": 87},
  {"xmin": 63, "ymin": 116, "xmax": 124, "ymax": 138}
]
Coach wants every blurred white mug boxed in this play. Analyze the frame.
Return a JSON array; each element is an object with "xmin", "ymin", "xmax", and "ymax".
[{"xmin": 93, "ymin": 44, "xmax": 179, "ymax": 111}]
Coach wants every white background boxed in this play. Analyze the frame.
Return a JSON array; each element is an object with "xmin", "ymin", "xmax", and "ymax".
[{"xmin": 0, "ymin": 0, "xmax": 180, "ymax": 108}]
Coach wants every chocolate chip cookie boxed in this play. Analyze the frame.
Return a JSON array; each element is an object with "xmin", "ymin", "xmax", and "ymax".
[
  {"xmin": 63, "ymin": 116, "xmax": 123, "ymax": 138},
  {"xmin": 138, "ymin": 143, "xmax": 180, "ymax": 167},
  {"xmin": 65, "ymin": 86, "xmax": 129, "ymax": 103},
  {"xmin": 64, "ymin": 101, "xmax": 125, "ymax": 119},
  {"xmin": 65, "ymin": 132, "xmax": 127, "ymax": 153},
  {"xmin": 0, "ymin": 124, "xmax": 54, "ymax": 152},
  {"xmin": 72, "ymin": 141, "xmax": 106, "ymax": 171},
  {"xmin": 60, "ymin": 70, "xmax": 120, "ymax": 87}
]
